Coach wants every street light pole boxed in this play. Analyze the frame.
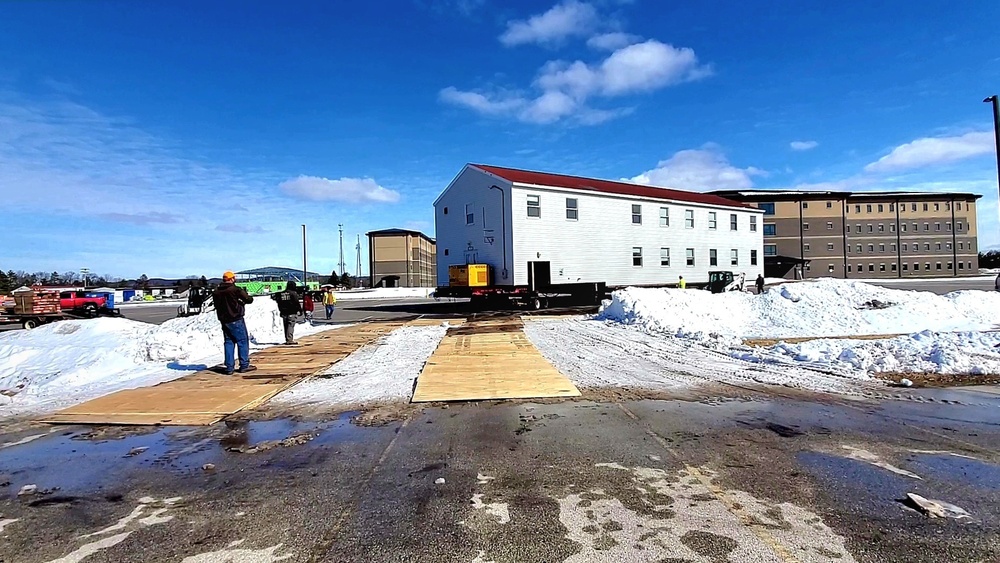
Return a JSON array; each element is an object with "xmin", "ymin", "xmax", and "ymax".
[
  {"xmin": 80, "ymin": 267, "xmax": 90, "ymax": 289},
  {"xmin": 301, "ymin": 224, "xmax": 308, "ymax": 288},
  {"xmin": 986, "ymin": 96, "xmax": 1000, "ymax": 214}
]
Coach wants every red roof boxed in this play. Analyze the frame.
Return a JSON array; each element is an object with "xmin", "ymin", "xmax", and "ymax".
[{"xmin": 472, "ymin": 164, "xmax": 753, "ymax": 209}]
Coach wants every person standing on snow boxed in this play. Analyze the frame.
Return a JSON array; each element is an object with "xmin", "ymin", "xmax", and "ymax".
[
  {"xmin": 212, "ymin": 271, "xmax": 256, "ymax": 374},
  {"xmin": 756, "ymin": 274, "xmax": 765, "ymax": 294},
  {"xmin": 273, "ymin": 281, "xmax": 303, "ymax": 345},
  {"xmin": 323, "ymin": 288, "xmax": 337, "ymax": 320},
  {"xmin": 678, "ymin": 276, "xmax": 686, "ymax": 289}
]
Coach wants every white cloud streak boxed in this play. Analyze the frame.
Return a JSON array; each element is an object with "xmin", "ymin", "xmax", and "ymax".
[
  {"xmin": 587, "ymin": 32, "xmax": 642, "ymax": 51},
  {"xmin": 790, "ymin": 140, "xmax": 819, "ymax": 151},
  {"xmin": 864, "ymin": 131, "xmax": 994, "ymax": 173},
  {"xmin": 279, "ymin": 175, "xmax": 401, "ymax": 204},
  {"xmin": 630, "ymin": 147, "xmax": 765, "ymax": 192},
  {"xmin": 499, "ymin": 0, "xmax": 598, "ymax": 47}
]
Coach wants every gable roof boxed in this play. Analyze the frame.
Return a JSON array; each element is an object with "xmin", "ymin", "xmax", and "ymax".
[{"xmin": 472, "ymin": 164, "xmax": 754, "ymax": 209}]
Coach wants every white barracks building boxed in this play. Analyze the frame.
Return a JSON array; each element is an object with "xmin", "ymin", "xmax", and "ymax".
[{"xmin": 434, "ymin": 164, "xmax": 764, "ymax": 288}]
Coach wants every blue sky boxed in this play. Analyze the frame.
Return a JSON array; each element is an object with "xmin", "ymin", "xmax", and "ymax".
[{"xmin": 1, "ymin": 0, "xmax": 998, "ymax": 279}]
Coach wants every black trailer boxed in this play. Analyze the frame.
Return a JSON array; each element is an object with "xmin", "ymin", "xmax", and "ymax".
[{"xmin": 435, "ymin": 281, "xmax": 607, "ymax": 311}]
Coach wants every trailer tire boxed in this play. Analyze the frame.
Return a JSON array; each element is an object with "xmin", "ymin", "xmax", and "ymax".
[
  {"xmin": 530, "ymin": 297, "xmax": 543, "ymax": 311},
  {"xmin": 22, "ymin": 318, "xmax": 38, "ymax": 330},
  {"xmin": 83, "ymin": 303, "xmax": 98, "ymax": 318}
]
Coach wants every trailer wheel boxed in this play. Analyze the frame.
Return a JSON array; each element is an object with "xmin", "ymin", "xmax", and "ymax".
[
  {"xmin": 530, "ymin": 297, "xmax": 543, "ymax": 311},
  {"xmin": 83, "ymin": 303, "xmax": 98, "ymax": 318},
  {"xmin": 22, "ymin": 318, "xmax": 38, "ymax": 330}
]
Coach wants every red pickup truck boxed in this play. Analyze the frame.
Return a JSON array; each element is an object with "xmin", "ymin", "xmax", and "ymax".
[{"xmin": 59, "ymin": 291, "xmax": 107, "ymax": 317}]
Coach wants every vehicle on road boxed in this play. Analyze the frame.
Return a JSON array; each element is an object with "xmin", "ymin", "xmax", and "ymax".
[
  {"xmin": 1, "ymin": 287, "xmax": 121, "ymax": 330},
  {"xmin": 59, "ymin": 290, "xmax": 108, "ymax": 317},
  {"xmin": 706, "ymin": 271, "xmax": 746, "ymax": 293}
]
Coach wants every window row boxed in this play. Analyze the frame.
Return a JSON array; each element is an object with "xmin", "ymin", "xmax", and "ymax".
[
  {"xmin": 760, "ymin": 201, "xmax": 967, "ymax": 216},
  {"xmin": 847, "ymin": 241, "xmax": 968, "ymax": 253},
  {"xmin": 844, "ymin": 262, "xmax": 974, "ymax": 273},
  {"xmin": 631, "ymin": 247, "xmax": 758, "ymax": 267},
  {"xmin": 842, "ymin": 222, "xmax": 965, "ymax": 234},
  {"xmin": 522, "ymin": 195, "xmax": 759, "ymax": 232}
]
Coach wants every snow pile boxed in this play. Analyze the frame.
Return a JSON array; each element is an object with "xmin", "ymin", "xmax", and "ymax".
[
  {"xmin": 599, "ymin": 279, "xmax": 1000, "ymax": 339},
  {"xmin": 0, "ymin": 300, "xmax": 335, "ymax": 416},
  {"xmin": 334, "ymin": 287, "xmax": 435, "ymax": 300},
  {"xmin": 734, "ymin": 330, "xmax": 1000, "ymax": 375},
  {"xmin": 597, "ymin": 279, "xmax": 1000, "ymax": 376}
]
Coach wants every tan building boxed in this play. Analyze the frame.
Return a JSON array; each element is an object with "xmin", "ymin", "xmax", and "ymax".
[
  {"xmin": 367, "ymin": 229, "xmax": 437, "ymax": 287},
  {"xmin": 710, "ymin": 190, "xmax": 982, "ymax": 279}
]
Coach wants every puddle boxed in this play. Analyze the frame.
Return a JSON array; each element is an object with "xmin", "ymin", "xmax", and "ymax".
[
  {"xmin": 0, "ymin": 411, "xmax": 366, "ymax": 496},
  {"xmin": 908, "ymin": 454, "xmax": 1000, "ymax": 492}
]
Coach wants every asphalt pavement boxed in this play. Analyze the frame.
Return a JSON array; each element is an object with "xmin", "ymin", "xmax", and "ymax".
[{"xmin": 2, "ymin": 385, "xmax": 1000, "ymax": 562}]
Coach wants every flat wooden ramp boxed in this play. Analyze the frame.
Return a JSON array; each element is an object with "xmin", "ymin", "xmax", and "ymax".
[
  {"xmin": 42, "ymin": 322, "xmax": 403, "ymax": 426},
  {"xmin": 411, "ymin": 318, "xmax": 580, "ymax": 403}
]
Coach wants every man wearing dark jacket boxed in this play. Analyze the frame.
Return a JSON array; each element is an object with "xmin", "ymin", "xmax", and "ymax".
[
  {"xmin": 213, "ymin": 271, "xmax": 256, "ymax": 374},
  {"xmin": 273, "ymin": 280, "xmax": 303, "ymax": 345}
]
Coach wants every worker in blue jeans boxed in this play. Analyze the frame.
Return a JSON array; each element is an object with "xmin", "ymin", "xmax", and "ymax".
[{"xmin": 212, "ymin": 271, "xmax": 257, "ymax": 374}]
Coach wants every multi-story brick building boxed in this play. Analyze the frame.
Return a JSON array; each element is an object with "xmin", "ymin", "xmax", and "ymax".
[
  {"xmin": 367, "ymin": 228, "xmax": 437, "ymax": 288},
  {"xmin": 710, "ymin": 190, "xmax": 982, "ymax": 279}
]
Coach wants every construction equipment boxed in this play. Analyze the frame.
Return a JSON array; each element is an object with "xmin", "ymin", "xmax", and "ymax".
[
  {"xmin": 706, "ymin": 271, "xmax": 746, "ymax": 293},
  {"xmin": 178, "ymin": 287, "xmax": 212, "ymax": 317}
]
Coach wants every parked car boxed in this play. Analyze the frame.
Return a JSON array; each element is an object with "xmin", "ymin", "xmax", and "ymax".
[{"xmin": 59, "ymin": 291, "xmax": 107, "ymax": 317}]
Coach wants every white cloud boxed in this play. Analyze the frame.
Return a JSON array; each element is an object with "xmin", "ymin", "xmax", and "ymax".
[
  {"xmin": 279, "ymin": 175, "xmax": 401, "ymax": 204},
  {"xmin": 864, "ymin": 131, "xmax": 994, "ymax": 173},
  {"xmin": 587, "ymin": 32, "xmax": 641, "ymax": 50},
  {"xmin": 499, "ymin": 0, "xmax": 598, "ymax": 47},
  {"xmin": 630, "ymin": 147, "xmax": 765, "ymax": 192},
  {"xmin": 441, "ymin": 40, "xmax": 710, "ymax": 125},
  {"xmin": 790, "ymin": 140, "xmax": 818, "ymax": 151},
  {"xmin": 216, "ymin": 224, "xmax": 269, "ymax": 234}
]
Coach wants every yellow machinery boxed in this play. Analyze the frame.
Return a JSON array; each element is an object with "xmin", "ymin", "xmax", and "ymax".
[{"xmin": 449, "ymin": 264, "xmax": 492, "ymax": 287}]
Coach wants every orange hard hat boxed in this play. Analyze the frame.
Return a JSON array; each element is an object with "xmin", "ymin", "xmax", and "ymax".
[{"xmin": 223, "ymin": 270, "xmax": 236, "ymax": 279}]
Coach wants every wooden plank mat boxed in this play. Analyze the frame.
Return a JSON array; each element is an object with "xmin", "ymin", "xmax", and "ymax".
[
  {"xmin": 42, "ymin": 321, "xmax": 404, "ymax": 426},
  {"xmin": 411, "ymin": 318, "xmax": 580, "ymax": 403}
]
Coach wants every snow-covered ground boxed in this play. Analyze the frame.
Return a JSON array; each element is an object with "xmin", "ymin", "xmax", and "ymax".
[
  {"xmin": 273, "ymin": 324, "xmax": 448, "ymax": 407},
  {"xmin": 334, "ymin": 287, "xmax": 435, "ymax": 300},
  {"xmin": 0, "ymin": 300, "xmax": 338, "ymax": 417},
  {"xmin": 597, "ymin": 279, "xmax": 1000, "ymax": 377}
]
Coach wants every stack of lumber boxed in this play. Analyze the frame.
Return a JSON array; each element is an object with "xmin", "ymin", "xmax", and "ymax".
[{"xmin": 13, "ymin": 288, "xmax": 60, "ymax": 315}]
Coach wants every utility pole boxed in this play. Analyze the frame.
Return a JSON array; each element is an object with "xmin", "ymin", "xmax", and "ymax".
[
  {"xmin": 338, "ymin": 224, "xmax": 346, "ymax": 276},
  {"xmin": 356, "ymin": 234, "xmax": 362, "ymax": 284},
  {"xmin": 301, "ymin": 224, "xmax": 307, "ymax": 287},
  {"xmin": 985, "ymin": 96, "xmax": 1000, "ymax": 227}
]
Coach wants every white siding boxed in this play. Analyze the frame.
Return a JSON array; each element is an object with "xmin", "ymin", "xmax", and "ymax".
[
  {"xmin": 434, "ymin": 167, "xmax": 515, "ymax": 286},
  {"xmin": 509, "ymin": 185, "xmax": 764, "ymax": 286}
]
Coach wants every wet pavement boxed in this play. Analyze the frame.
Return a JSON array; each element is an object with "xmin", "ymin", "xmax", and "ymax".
[{"xmin": 1, "ymin": 388, "xmax": 1000, "ymax": 562}]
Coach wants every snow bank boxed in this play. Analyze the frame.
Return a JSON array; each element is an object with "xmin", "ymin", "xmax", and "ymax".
[
  {"xmin": 0, "ymin": 300, "xmax": 336, "ymax": 416},
  {"xmin": 334, "ymin": 287, "xmax": 435, "ymax": 300},
  {"xmin": 733, "ymin": 330, "xmax": 1000, "ymax": 375},
  {"xmin": 599, "ymin": 279, "xmax": 1000, "ymax": 339}
]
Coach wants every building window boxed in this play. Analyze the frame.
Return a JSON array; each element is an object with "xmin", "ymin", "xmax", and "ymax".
[
  {"xmin": 466, "ymin": 204, "xmax": 475, "ymax": 224},
  {"xmin": 660, "ymin": 247, "xmax": 670, "ymax": 266},
  {"xmin": 959, "ymin": 242, "xmax": 964, "ymax": 250},
  {"xmin": 902, "ymin": 223, "xmax": 907, "ymax": 232},
  {"xmin": 730, "ymin": 214, "xmax": 738, "ymax": 230},
  {"xmin": 827, "ymin": 221, "xmax": 834, "ymax": 229},
  {"xmin": 685, "ymin": 209, "xmax": 695, "ymax": 228},
  {"xmin": 632, "ymin": 204, "xmax": 642, "ymax": 224},
  {"xmin": 854, "ymin": 204, "xmax": 860, "ymax": 213},
  {"xmin": 911, "ymin": 203, "xmax": 917, "ymax": 211},
  {"xmin": 969, "ymin": 261, "xmax": 973, "ymax": 270},
  {"xmin": 890, "ymin": 203, "xmax": 895, "ymax": 212},
  {"xmin": 924, "ymin": 243, "xmax": 930, "ymax": 251},
  {"xmin": 751, "ymin": 250, "xmax": 758, "ymax": 265},
  {"xmin": 826, "ymin": 201, "xmax": 833, "ymax": 208},
  {"xmin": 925, "ymin": 263, "xmax": 931, "ymax": 271},
  {"xmin": 923, "ymin": 223, "xmax": 929, "ymax": 231},
  {"xmin": 632, "ymin": 247, "xmax": 642, "ymax": 267},
  {"xmin": 828, "ymin": 264, "xmax": 835, "ymax": 273},
  {"xmin": 902, "ymin": 243, "xmax": 908, "ymax": 251},
  {"xmin": 686, "ymin": 248, "xmax": 695, "ymax": 266},
  {"xmin": 848, "ymin": 265, "xmax": 852, "ymax": 272},
  {"xmin": 946, "ymin": 202, "xmax": 951, "ymax": 211},
  {"xmin": 879, "ymin": 243, "xmax": 885, "ymax": 252},
  {"xmin": 947, "ymin": 262, "xmax": 953, "ymax": 270},
  {"xmin": 527, "ymin": 196, "xmax": 540, "ymax": 218},
  {"xmin": 708, "ymin": 212, "xmax": 717, "ymax": 229},
  {"xmin": 868, "ymin": 244, "xmax": 874, "ymax": 252},
  {"xmin": 764, "ymin": 244, "xmax": 777, "ymax": 256},
  {"xmin": 891, "ymin": 243, "xmax": 896, "ymax": 252},
  {"xmin": 709, "ymin": 249, "xmax": 718, "ymax": 266},
  {"xmin": 946, "ymin": 222, "xmax": 952, "ymax": 231},
  {"xmin": 880, "ymin": 264, "xmax": 886, "ymax": 272},
  {"xmin": 802, "ymin": 202, "xmax": 809, "ymax": 209},
  {"xmin": 914, "ymin": 263, "xmax": 920, "ymax": 271},
  {"xmin": 936, "ymin": 262, "xmax": 942, "ymax": 270},
  {"xmin": 868, "ymin": 264, "xmax": 875, "ymax": 272},
  {"xmin": 804, "ymin": 243, "xmax": 811, "ymax": 252},
  {"xmin": 912, "ymin": 223, "xmax": 918, "ymax": 231},
  {"xmin": 659, "ymin": 207, "xmax": 669, "ymax": 227},
  {"xmin": 934, "ymin": 222, "xmax": 941, "ymax": 231},
  {"xmin": 956, "ymin": 202, "xmax": 962, "ymax": 211},
  {"xmin": 444, "ymin": 249, "xmax": 449, "ymax": 256},
  {"xmin": 443, "ymin": 207, "xmax": 448, "ymax": 215},
  {"xmin": 731, "ymin": 249, "xmax": 739, "ymax": 266},
  {"xmin": 803, "ymin": 222, "xmax": 810, "ymax": 230},
  {"xmin": 890, "ymin": 224, "xmax": 896, "ymax": 232},
  {"xmin": 763, "ymin": 223, "xmax": 776, "ymax": 236},
  {"xmin": 857, "ymin": 244, "xmax": 862, "ymax": 253},
  {"xmin": 867, "ymin": 224, "xmax": 873, "ymax": 233},
  {"xmin": 750, "ymin": 215, "xmax": 757, "ymax": 232},
  {"xmin": 934, "ymin": 203, "xmax": 940, "ymax": 211},
  {"xmin": 845, "ymin": 224, "xmax": 851, "ymax": 233},
  {"xmin": 923, "ymin": 203, "xmax": 929, "ymax": 211},
  {"xmin": 891, "ymin": 263, "xmax": 897, "ymax": 271},
  {"xmin": 856, "ymin": 225, "xmax": 862, "ymax": 233},
  {"xmin": 827, "ymin": 243, "xmax": 834, "ymax": 251},
  {"xmin": 902, "ymin": 263, "xmax": 908, "ymax": 271},
  {"xmin": 878, "ymin": 204, "xmax": 884, "ymax": 212},
  {"xmin": 760, "ymin": 202, "xmax": 775, "ymax": 215},
  {"xmin": 878, "ymin": 224, "xmax": 884, "ymax": 232},
  {"xmin": 566, "ymin": 198, "xmax": 578, "ymax": 220},
  {"xmin": 958, "ymin": 262, "xmax": 964, "ymax": 270},
  {"xmin": 936, "ymin": 242, "xmax": 942, "ymax": 251},
  {"xmin": 866, "ymin": 204, "xmax": 873, "ymax": 213},
  {"xmin": 847, "ymin": 245, "xmax": 852, "ymax": 254},
  {"xmin": 957, "ymin": 222, "xmax": 963, "ymax": 231}
]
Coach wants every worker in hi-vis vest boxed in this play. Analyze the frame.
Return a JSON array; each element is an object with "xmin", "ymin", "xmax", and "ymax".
[{"xmin": 678, "ymin": 276, "xmax": 686, "ymax": 289}]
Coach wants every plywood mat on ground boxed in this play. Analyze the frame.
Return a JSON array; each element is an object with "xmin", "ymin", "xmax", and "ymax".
[
  {"xmin": 411, "ymin": 318, "xmax": 580, "ymax": 403},
  {"xmin": 43, "ymin": 321, "xmax": 404, "ymax": 426}
]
